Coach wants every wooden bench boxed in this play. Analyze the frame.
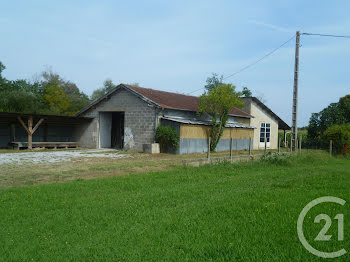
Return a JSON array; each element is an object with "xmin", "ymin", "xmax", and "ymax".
[{"xmin": 8, "ymin": 142, "xmax": 78, "ymax": 150}]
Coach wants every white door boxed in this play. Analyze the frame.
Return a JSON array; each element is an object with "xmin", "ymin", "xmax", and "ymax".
[{"xmin": 259, "ymin": 123, "xmax": 271, "ymax": 148}]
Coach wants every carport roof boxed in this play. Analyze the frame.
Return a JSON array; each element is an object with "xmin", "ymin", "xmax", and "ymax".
[{"xmin": 0, "ymin": 112, "xmax": 92, "ymax": 123}]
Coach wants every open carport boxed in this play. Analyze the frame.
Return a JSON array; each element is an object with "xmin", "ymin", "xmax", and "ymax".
[{"xmin": 0, "ymin": 112, "xmax": 92, "ymax": 149}]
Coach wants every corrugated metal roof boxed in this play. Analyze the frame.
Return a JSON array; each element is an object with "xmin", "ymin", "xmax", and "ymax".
[{"xmin": 161, "ymin": 116, "xmax": 255, "ymax": 129}]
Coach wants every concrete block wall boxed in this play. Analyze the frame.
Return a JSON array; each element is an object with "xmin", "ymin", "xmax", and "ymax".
[{"xmin": 79, "ymin": 88, "xmax": 156, "ymax": 151}]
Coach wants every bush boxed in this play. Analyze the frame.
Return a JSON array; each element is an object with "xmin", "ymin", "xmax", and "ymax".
[
  {"xmin": 260, "ymin": 152, "xmax": 292, "ymax": 165},
  {"xmin": 323, "ymin": 124, "xmax": 350, "ymax": 155},
  {"xmin": 155, "ymin": 125, "xmax": 179, "ymax": 153}
]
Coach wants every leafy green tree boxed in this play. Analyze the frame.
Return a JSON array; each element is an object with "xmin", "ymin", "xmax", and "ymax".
[
  {"xmin": 307, "ymin": 94, "xmax": 350, "ymax": 146},
  {"xmin": 40, "ymin": 69, "xmax": 90, "ymax": 115},
  {"xmin": 242, "ymin": 87, "xmax": 252, "ymax": 97},
  {"xmin": 91, "ymin": 88, "xmax": 106, "ymax": 102},
  {"xmin": 0, "ymin": 62, "xmax": 90, "ymax": 115},
  {"xmin": 199, "ymin": 83, "xmax": 243, "ymax": 151},
  {"xmin": 44, "ymin": 84, "xmax": 71, "ymax": 115},
  {"xmin": 204, "ymin": 73, "xmax": 224, "ymax": 92},
  {"xmin": 91, "ymin": 78, "xmax": 117, "ymax": 101},
  {"xmin": 323, "ymin": 124, "xmax": 350, "ymax": 155},
  {"xmin": 339, "ymin": 95, "xmax": 350, "ymax": 122}
]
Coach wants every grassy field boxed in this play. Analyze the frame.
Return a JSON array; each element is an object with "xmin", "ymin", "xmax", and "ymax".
[
  {"xmin": 0, "ymin": 151, "xmax": 349, "ymax": 261},
  {"xmin": 0, "ymin": 148, "xmax": 287, "ymax": 188}
]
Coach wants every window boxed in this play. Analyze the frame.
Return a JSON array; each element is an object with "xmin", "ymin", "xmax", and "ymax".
[{"xmin": 260, "ymin": 123, "xmax": 270, "ymax": 143}]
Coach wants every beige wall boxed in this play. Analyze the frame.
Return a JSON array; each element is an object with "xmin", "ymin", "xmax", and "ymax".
[
  {"xmin": 247, "ymin": 100, "xmax": 279, "ymax": 150},
  {"xmin": 180, "ymin": 124, "xmax": 253, "ymax": 140}
]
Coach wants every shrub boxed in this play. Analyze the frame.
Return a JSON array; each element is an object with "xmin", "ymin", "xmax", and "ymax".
[
  {"xmin": 260, "ymin": 152, "xmax": 292, "ymax": 165},
  {"xmin": 323, "ymin": 124, "xmax": 350, "ymax": 155},
  {"xmin": 155, "ymin": 125, "xmax": 179, "ymax": 153}
]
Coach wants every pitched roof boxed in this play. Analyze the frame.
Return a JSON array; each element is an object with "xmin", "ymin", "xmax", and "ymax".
[
  {"xmin": 242, "ymin": 97, "xmax": 290, "ymax": 130},
  {"xmin": 77, "ymin": 84, "xmax": 252, "ymax": 118}
]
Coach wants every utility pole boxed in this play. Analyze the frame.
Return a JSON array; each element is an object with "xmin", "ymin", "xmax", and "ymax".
[{"xmin": 292, "ymin": 31, "xmax": 300, "ymax": 150}]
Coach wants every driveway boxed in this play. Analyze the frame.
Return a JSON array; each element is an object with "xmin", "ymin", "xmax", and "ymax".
[{"xmin": 0, "ymin": 149, "xmax": 130, "ymax": 165}]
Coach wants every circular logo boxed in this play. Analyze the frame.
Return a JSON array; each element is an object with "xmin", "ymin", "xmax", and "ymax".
[{"xmin": 297, "ymin": 196, "xmax": 346, "ymax": 258}]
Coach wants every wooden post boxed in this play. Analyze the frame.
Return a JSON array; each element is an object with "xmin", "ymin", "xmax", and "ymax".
[
  {"xmin": 207, "ymin": 137, "xmax": 211, "ymax": 163},
  {"xmin": 299, "ymin": 135, "xmax": 302, "ymax": 152},
  {"xmin": 278, "ymin": 137, "xmax": 281, "ymax": 154},
  {"xmin": 28, "ymin": 116, "xmax": 33, "ymax": 149},
  {"xmin": 230, "ymin": 138, "xmax": 233, "ymax": 163},
  {"xmin": 10, "ymin": 123, "xmax": 16, "ymax": 142},
  {"xmin": 330, "ymin": 140, "xmax": 332, "ymax": 157},
  {"xmin": 17, "ymin": 116, "xmax": 44, "ymax": 150},
  {"xmin": 290, "ymin": 136, "xmax": 293, "ymax": 153},
  {"xmin": 249, "ymin": 138, "xmax": 252, "ymax": 156}
]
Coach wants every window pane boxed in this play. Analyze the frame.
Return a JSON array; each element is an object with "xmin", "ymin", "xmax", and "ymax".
[
  {"xmin": 261, "ymin": 123, "xmax": 265, "ymax": 127},
  {"xmin": 260, "ymin": 128, "xmax": 265, "ymax": 132},
  {"xmin": 266, "ymin": 133, "xmax": 270, "ymax": 138},
  {"xmin": 266, "ymin": 123, "xmax": 270, "ymax": 127},
  {"xmin": 260, "ymin": 137, "xmax": 264, "ymax": 142},
  {"xmin": 266, "ymin": 128, "xmax": 270, "ymax": 133},
  {"xmin": 267, "ymin": 137, "xmax": 270, "ymax": 142}
]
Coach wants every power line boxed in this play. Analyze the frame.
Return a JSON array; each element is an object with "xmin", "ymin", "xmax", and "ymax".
[
  {"xmin": 302, "ymin": 32, "xmax": 350, "ymax": 39},
  {"xmin": 223, "ymin": 34, "xmax": 296, "ymax": 80},
  {"xmin": 187, "ymin": 34, "xmax": 296, "ymax": 95}
]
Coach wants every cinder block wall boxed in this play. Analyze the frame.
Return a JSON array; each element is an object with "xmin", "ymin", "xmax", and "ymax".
[{"xmin": 78, "ymin": 89, "xmax": 156, "ymax": 151}]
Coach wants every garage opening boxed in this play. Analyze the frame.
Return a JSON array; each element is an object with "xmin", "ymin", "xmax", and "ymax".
[
  {"xmin": 111, "ymin": 112, "xmax": 124, "ymax": 149},
  {"xmin": 99, "ymin": 112, "xmax": 124, "ymax": 149}
]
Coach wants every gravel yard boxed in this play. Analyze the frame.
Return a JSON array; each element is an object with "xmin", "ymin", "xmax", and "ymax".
[{"xmin": 0, "ymin": 149, "xmax": 130, "ymax": 165}]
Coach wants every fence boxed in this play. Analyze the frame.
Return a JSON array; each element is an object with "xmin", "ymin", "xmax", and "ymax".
[{"xmin": 182, "ymin": 136, "xmax": 293, "ymax": 166}]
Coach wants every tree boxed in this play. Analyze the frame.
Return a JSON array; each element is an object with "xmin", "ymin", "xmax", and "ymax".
[
  {"xmin": 199, "ymin": 83, "xmax": 243, "ymax": 151},
  {"xmin": 307, "ymin": 94, "xmax": 350, "ymax": 145},
  {"xmin": 91, "ymin": 78, "xmax": 116, "ymax": 101},
  {"xmin": 0, "ymin": 62, "xmax": 90, "ymax": 115},
  {"xmin": 339, "ymin": 95, "xmax": 350, "ymax": 122},
  {"xmin": 323, "ymin": 124, "xmax": 350, "ymax": 155},
  {"xmin": 40, "ymin": 69, "xmax": 90, "ymax": 115},
  {"xmin": 204, "ymin": 73, "xmax": 224, "ymax": 92},
  {"xmin": 241, "ymin": 87, "xmax": 252, "ymax": 97},
  {"xmin": 44, "ymin": 84, "xmax": 71, "ymax": 115}
]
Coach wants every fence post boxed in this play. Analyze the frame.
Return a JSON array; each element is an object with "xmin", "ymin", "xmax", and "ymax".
[
  {"xmin": 249, "ymin": 138, "xmax": 252, "ymax": 156},
  {"xmin": 330, "ymin": 140, "xmax": 332, "ymax": 157},
  {"xmin": 278, "ymin": 137, "xmax": 281, "ymax": 154},
  {"xmin": 230, "ymin": 138, "xmax": 233, "ymax": 163},
  {"xmin": 264, "ymin": 133, "xmax": 267, "ymax": 156},
  {"xmin": 299, "ymin": 135, "xmax": 302, "ymax": 152},
  {"xmin": 208, "ymin": 137, "xmax": 211, "ymax": 163}
]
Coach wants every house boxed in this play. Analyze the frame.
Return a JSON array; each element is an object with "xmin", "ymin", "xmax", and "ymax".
[
  {"xmin": 0, "ymin": 84, "xmax": 290, "ymax": 153},
  {"xmin": 241, "ymin": 97, "xmax": 290, "ymax": 150},
  {"xmin": 76, "ymin": 84, "xmax": 255, "ymax": 154}
]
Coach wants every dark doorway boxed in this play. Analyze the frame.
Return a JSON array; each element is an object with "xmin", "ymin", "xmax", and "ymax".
[{"xmin": 111, "ymin": 112, "xmax": 124, "ymax": 149}]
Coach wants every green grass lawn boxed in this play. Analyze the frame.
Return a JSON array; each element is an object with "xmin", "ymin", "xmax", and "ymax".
[{"xmin": 0, "ymin": 151, "xmax": 349, "ymax": 261}]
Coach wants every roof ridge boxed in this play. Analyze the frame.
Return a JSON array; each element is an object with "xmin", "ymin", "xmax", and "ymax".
[{"xmin": 122, "ymin": 84, "xmax": 200, "ymax": 99}]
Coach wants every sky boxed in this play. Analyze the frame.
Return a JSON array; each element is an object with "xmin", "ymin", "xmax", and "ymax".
[{"xmin": 1, "ymin": 0, "xmax": 350, "ymax": 126}]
